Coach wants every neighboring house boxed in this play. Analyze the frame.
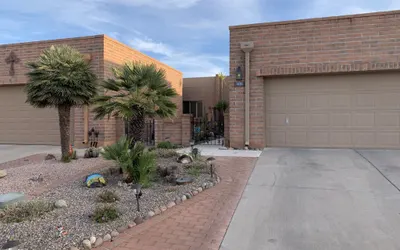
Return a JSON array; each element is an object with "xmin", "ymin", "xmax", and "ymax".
[
  {"xmin": 183, "ymin": 75, "xmax": 229, "ymax": 121},
  {"xmin": 0, "ymin": 35, "xmax": 191, "ymax": 147},
  {"xmin": 228, "ymin": 10, "xmax": 400, "ymax": 149}
]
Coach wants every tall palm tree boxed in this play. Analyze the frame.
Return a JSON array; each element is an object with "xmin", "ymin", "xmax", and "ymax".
[
  {"xmin": 93, "ymin": 62, "xmax": 178, "ymax": 143},
  {"xmin": 25, "ymin": 45, "xmax": 97, "ymax": 161}
]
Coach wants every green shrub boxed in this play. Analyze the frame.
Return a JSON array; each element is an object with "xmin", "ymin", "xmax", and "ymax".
[
  {"xmin": 84, "ymin": 147, "xmax": 100, "ymax": 158},
  {"xmin": 157, "ymin": 141, "xmax": 176, "ymax": 149},
  {"xmin": 61, "ymin": 155, "xmax": 71, "ymax": 163},
  {"xmin": 188, "ymin": 167, "xmax": 201, "ymax": 177},
  {"xmin": 156, "ymin": 148, "xmax": 180, "ymax": 158},
  {"xmin": 71, "ymin": 150, "xmax": 77, "ymax": 160},
  {"xmin": 97, "ymin": 190, "xmax": 120, "ymax": 203},
  {"xmin": 102, "ymin": 136, "xmax": 157, "ymax": 185},
  {"xmin": 92, "ymin": 205, "xmax": 119, "ymax": 223},
  {"xmin": 0, "ymin": 200, "xmax": 55, "ymax": 223}
]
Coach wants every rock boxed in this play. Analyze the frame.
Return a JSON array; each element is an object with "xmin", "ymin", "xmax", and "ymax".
[
  {"xmin": 175, "ymin": 196, "xmax": 182, "ymax": 204},
  {"xmin": 111, "ymin": 231, "xmax": 119, "ymax": 238},
  {"xmin": 94, "ymin": 238, "xmax": 103, "ymax": 247},
  {"xmin": 197, "ymin": 187, "xmax": 203, "ymax": 192},
  {"xmin": 219, "ymin": 146, "xmax": 228, "ymax": 150},
  {"xmin": 209, "ymin": 183, "xmax": 214, "ymax": 187},
  {"xmin": 202, "ymin": 183, "xmax": 207, "ymax": 189},
  {"xmin": 160, "ymin": 205, "xmax": 167, "ymax": 212},
  {"xmin": 148, "ymin": 211, "xmax": 155, "ymax": 217},
  {"xmin": 134, "ymin": 216, "xmax": 144, "ymax": 225},
  {"xmin": 90, "ymin": 236, "xmax": 96, "ymax": 244},
  {"xmin": 0, "ymin": 192, "xmax": 25, "ymax": 208},
  {"xmin": 117, "ymin": 181, "xmax": 123, "ymax": 187},
  {"xmin": 128, "ymin": 223, "xmax": 136, "ymax": 228},
  {"xmin": 181, "ymin": 195, "xmax": 187, "ymax": 201},
  {"xmin": 103, "ymin": 234, "xmax": 112, "ymax": 242},
  {"xmin": 82, "ymin": 239, "xmax": 92, "ymax": 249},
  {"xmin": 117, "ymin": 226, "xmax": 128, "ymax": 233},
  {"xmin": 167, "ymin": 201, "xmax": 176, "ymax": 208},
  {"xmin": 185, "ymin": 193, "xmax": 192, "ymax": 199},
  {"xmin": 45, "ymin": 154, "xmax": 56, "ymax": 160},
  {"xmin": 0, "ymin": 170, "xmax": 7, "ymax": 178},
  {"xmin": 70, "ymin": 247, "xmax": 79, "ymax": 250},
  {"xmin": 192, "ymin": 190, "xmax": 199, "ymax": 196},
  {"xmin": 55, "ymin": 199, "xmax": 67, "ymax": 208},
  {"xmin": 154, "ymin": 207, "xmax": 161, "ymax": 215},
  {"xmin": 177, "ymin": 154, "xmax": 193, "ymax": 164}
]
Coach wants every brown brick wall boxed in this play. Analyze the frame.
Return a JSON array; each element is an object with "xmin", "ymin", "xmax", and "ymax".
[
  {"xmin": 229, "ymin": 10, "xmax": 400, "ymax": 148},
  {"xmin": 103, "ymin": 35, "xmax": 183, "ymax": 143},
  {"xmin": 0, "ymin": 34, "xmax": 183, "ymax": 147},
  {"xmin": 0, "ymin": 35, "xmax": 105, "ymax": 147}
]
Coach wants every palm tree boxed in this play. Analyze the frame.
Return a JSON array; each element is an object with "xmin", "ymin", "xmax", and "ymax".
[
  {"xmin": 93, "ymin": 62, "xmax": 178, "ymax": 143},
  {"xmin": 25, "ymin": 45, "xmax": 97, "ymax": 161}
]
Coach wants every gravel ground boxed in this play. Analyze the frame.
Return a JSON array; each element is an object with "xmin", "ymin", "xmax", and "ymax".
[
  {"xmin": 0, "ymin": 157, "xmax": 111, "ymax": 197},
  {"xmin": 0, "ymin": 155, "xmax": 216, "ymax": 250}
]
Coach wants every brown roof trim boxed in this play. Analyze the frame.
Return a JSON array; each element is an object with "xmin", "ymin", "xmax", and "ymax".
[
  {"xmin": 229, "ymin": 9, "xmax": 400, "ymax": 30},
  {"xmin": 0, "ymin": 34, "xmax": 105, "ymax": 47}
]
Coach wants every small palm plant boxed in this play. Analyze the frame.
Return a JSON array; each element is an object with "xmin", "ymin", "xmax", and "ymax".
[
  {"xmin": 215, "ymin": 100, "xmax": 228, "ymax": 112},
  {"xmin": 93, "ymin": 62, "xmax": 178, "ymax": 144},
  {"xmin": 101, "ymin": 136, "xmax": 157, "ymax": 186},
  {"xmin": 25, "ymin": 45, "xmax": 97, "ymax": 161}
]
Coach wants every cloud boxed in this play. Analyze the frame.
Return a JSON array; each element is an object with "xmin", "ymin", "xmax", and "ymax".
[
  {"xmin": 111, "ymin": 0, "xmax": 202, "ymax": 9},
  {"xmin": 130, "ymin": 38, "xmax": 174, "ymax": 57}
]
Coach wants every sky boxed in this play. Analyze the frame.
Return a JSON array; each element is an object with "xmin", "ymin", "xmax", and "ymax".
[{"xmin": 1, "ymin": 0, "xmax": 399, "ymax": 77}]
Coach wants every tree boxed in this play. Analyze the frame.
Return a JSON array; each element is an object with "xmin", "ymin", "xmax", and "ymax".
[
  {"xmin": 25, "ymin": 45, "xmax": 97, "ymax": 161},
  {"xmin": 93, "ymin": 62, "xmax": 178, "ymax": 144}
]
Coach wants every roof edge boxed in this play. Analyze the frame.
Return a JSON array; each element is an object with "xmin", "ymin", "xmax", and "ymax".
[
  {"xmin": 0, "ymin": 34, "xmax": 105, "ymax": 47},
  {"xmin": 229, "ymin": 9, "xmax": 400, "ymax": 30}
]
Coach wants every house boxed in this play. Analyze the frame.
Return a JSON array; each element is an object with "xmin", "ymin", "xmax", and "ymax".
[
  {"xmin": 227, "ymin": 10, "xmax": 400, "ymax": 149},
  {"xmin": 183, "ymin": 75, "xmax": 229, "ymax": 121},
  {"xmin": 0, "ymin": 35, "xmax": 191, "ymax": 147}
]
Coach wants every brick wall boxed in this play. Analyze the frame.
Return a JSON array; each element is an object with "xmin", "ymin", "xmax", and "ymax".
[
  {"xmin": 103, "ymin": 35, "xmax": 183, "ymax": 144},
  {"xmin": 0, "ymin": 35, "xmax": 105, "ymax": 147},
  {"xmin": 229, "ymin": 10, "xmax": 400, "ymax": 148}
]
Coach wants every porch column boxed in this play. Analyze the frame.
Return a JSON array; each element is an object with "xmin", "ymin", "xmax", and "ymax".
[{"xmin": 240, "ymin": 42, "xmax": 254, "ymax": 147}]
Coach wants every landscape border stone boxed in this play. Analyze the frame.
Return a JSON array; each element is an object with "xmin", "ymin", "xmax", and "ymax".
[{"xmin": 76, "ymin": 173, "xmax": 221, "ymax": 249}]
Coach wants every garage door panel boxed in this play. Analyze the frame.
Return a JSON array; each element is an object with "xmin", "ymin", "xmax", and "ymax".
[
  {"xmin": 0, "ymin": 85, "xmax": 60, "ymax": 145},
  {"xmin": 376, "ymin": 113, "xmax": 400, "ymax": 127},
  {"xmin": 265, "ymin": 72, "xmax": 400, "ymax": 149},
  {"xmin": 331, "ymin": 113, "xmax": 351, "ymax": 127},
  {"xmin": 286, "ymin": 95, "xmax": 307, "ymax": 109}
]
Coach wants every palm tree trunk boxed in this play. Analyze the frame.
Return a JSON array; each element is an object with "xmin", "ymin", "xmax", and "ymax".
[
  {"xmin": 127, "ymin": 107, "xmax": 145, "ymax": 144},
  {"xmin": 58, "ymin": 105, "xmax": 71, "ymax": 161}
]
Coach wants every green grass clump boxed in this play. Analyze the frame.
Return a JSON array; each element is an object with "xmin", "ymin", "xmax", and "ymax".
[
  {"xmin": 92, "ymin": 205, "xmax": 119, "ymax": 223},
  {"xmin": 97, "ymin": 190, "xmax": 120, "ymax": 203},
  {"xmin": 0, "ymin": 200, "xmax": 55, "ymax": 223}
]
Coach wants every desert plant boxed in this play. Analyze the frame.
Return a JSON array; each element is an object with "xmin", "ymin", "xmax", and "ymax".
[
  {"xmin": 25, "ymin": 45, "xmax": 97, "ymax": 161},
  {"xmin": 93, "ymin": 62, "xmax": 178, "ymax": 144},
  {"xmin": 0, "ymin": 200, "xmax": 55, "ymax": 223},
  {"xmin": 187, "ymin": 166, "xmax": 201, "ymax": 177},
  {"xmin": 97, "ymin": 190, "xmax": 120, "ymax": 203},
  {"xmin": 71, "ymin": 150, "xmax": 77, "ymax": 160},
  {"xmin": 84, "ymin": 147, "xmax": 100, "ymax": 158},
  {"xmin": 157, "ymin": 141, "xmax": 176, "ymax": 149},
  {"xmin": 156, "ymin": 148, "xmax": 180, "ymax": 158},
  {"xmin": 215, "ymin": 100, "xmax": 228, "ymax": 112},
  {"xmin": 92, "ymin": 205, "xmax": 119, "ymax": 223},
  {"xmin": 101, "ymin": 136, "xmax": 157, "ymax": 185}
]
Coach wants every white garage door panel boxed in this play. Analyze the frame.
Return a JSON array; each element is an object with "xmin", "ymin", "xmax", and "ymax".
[
  {"xmin": 265, "ymin": 72, "xmax": 400, "ymax": 149},
  {"xmin": 0, "ymin": 85, "xmax": 61, "ymax": 145}
]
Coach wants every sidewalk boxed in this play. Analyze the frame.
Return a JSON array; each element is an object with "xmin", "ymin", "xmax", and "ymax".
[
  {"xmin": 97, "ymin": 156, "xmax": 257, "ymax": 250},
  {"xmin": 177, "ymin": 145, "xmax": 262, "ymax": 158}
]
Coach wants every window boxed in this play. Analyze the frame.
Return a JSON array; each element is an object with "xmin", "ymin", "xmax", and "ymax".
[{"xmin": 183, "ymin": 101, "xmax": 203, "ymax": 118}]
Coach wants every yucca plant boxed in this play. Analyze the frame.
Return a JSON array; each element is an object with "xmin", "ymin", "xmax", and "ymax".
[
  {"xmin": 93, "ymin": 62, "xmax": 178, "ymax": 144},
  {"xmin": 25, "ymin": 45, "xmax": 97, "ymax": 161},
  {"xmin": 101, "ymin": 136, "xmax": 156, "ymax": 185},
  {"xmin": 215, "ymin": 100, "xmax": 228, "ymax": 112}
]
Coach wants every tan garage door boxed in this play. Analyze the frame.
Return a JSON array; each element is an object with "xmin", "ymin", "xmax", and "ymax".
[
  {"xmin": 0, "ymin": 85, "xmax": 61, "ymax": 145},
  {"xmin": 266, "ymin": 72, "xmax": 400, "ymax": 149}
]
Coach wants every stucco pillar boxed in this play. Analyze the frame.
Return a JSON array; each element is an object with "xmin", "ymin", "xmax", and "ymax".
[{"xmin": 240, "ymin": 42, "xmax": 254, "ymax": 147}]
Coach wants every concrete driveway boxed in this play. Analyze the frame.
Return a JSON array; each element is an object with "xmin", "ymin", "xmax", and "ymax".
[
  {"xmin": 0, "ymin": 145, "xmax": 60, "ymax": 164},
  {"xmin": 221, "ymin": 148, "xmax": 400, "ymax": 250}
]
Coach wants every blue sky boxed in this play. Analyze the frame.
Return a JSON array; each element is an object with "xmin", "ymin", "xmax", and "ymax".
[{"xmin": 1, "ymin": 0, "xmax": 399, "ymax": 77}]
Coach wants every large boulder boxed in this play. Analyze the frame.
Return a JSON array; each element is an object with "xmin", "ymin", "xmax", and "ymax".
[
  {"xmin": 177, "ymin": 154, "xmax": 193, "ymax": 164},
  {"xmin": 0, "ymin": 170, "xmax": 7, "ymax": 179}
]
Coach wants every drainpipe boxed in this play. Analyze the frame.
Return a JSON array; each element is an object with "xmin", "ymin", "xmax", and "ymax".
[{"xmin": 240, "ymin": 42, "xmax": 254, "ymax": 147}]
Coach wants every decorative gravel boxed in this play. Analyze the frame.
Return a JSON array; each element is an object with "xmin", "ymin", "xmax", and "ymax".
[{"xmin": 0, "ymin": 155, "xmax": 216, "ymax": 250}]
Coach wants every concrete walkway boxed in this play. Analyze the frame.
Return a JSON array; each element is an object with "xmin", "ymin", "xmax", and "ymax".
[
  {"xmin": 221, "ymin": 148, "xmax": 400, "ymax": 250},
  {"xmin": 177, "ymin": 145, "xmax": 262, "ymax": 158},
  {"xmin": 0, "ymin": 144, "xmax": 60, "ymax": 164}
]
